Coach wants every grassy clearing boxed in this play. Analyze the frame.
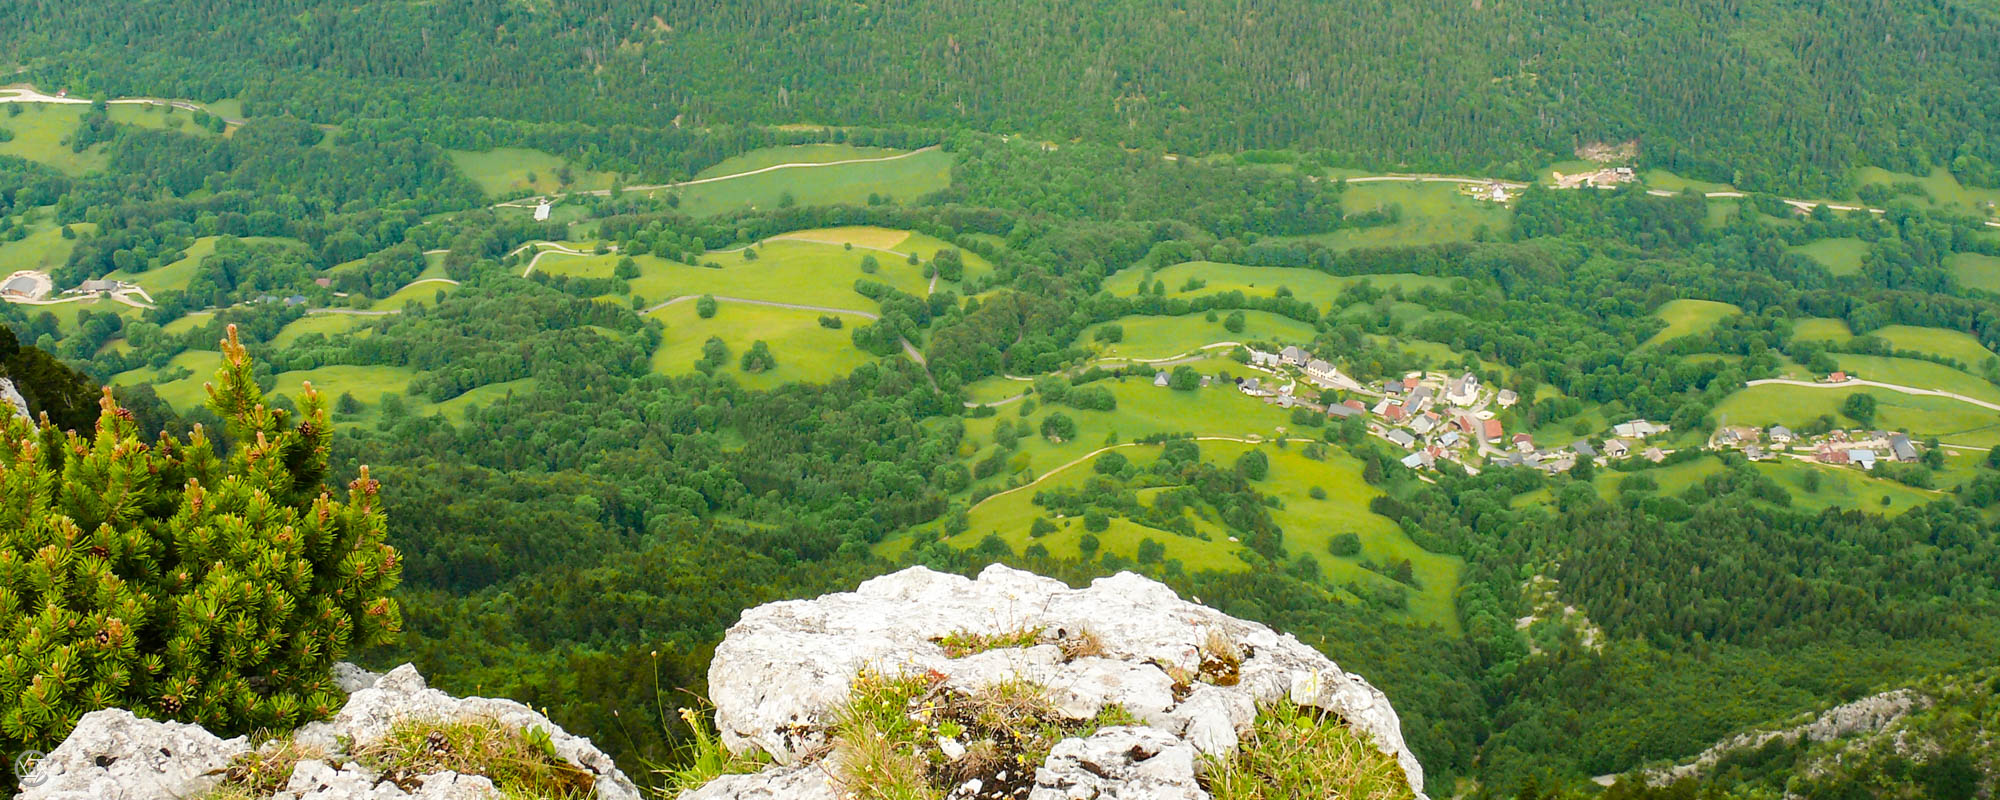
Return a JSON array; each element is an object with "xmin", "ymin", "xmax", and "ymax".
[
  {"xmin": 1752, "ymin": 459, "xmax": 1944, "ymax": 514},
  {"xmin": 104, "ymin": 236, "xmax": 220, "ymax": 293},
  {"xmin": 1829, "ymin": 354, "xmax": 2000, "ymax": 404},
  {"xmin": 448, "ymin": 147, "xmax": 614, "ymax": 198},
  {"xmin": 541, "ymin": 238, "xmax": 929, "ymax": 309},
  {"xmin": 1640, "ymin": 170, "xmax": 1735, "ymax": 194},
  {"xmin": 693, "ymin": 143, "xmax": 910, "ymax": 179},
  {"xmin": 646, "ymin": 301, "xmax": 877, "ymax": 388},
  {"xmin": 0, "ymin": 221, "xmax": 90, "ymax": 273},
  {"xmin": 1865, "ymin": 325, "xmax": 1999, "ymax": 368},
  {"xmin": 1643, "ymin": 299, "xmax": 1741, "ymax": 347},
  {"xmin": 1287, "ymin": 181, "xmax": 1512, "ymax": 250},
  {"xmin": 1949, "ymin": 252, "xmax": 2000, "ymax": 293},
  {"xmin": 373, "ymin": 280, "xmax": 460, "ymax": 311},
  {"xmin": 1713, "ymin": 384, "xmax": 2000, "ymax": 447},
  {"xmin": 1082, "ymin": 312, "xmax": 1316, "ymax": 361},
  {"xmin": 271, "ymin": 314, "xmax": 375, "ymax": 347},
  {"xmin": 1204, "ymin": 702, "xmax": 1416, "ymax": 800},
  {"xmin": 269, "ymin": 365, "xmax": 418, "ymax": 408},
  {"xmin": 1791, "ymin": 317, "xmax": 1852, "ymax": 342},
  {"xmin": 766, "ymin": 226, "xmax": 994, "ymax": 287},
  {"xmin": 1104, "ymin": 261, "xmax": 1453, "ymax": 304},
  {"xmin": 772, "ymin": 225, "xmax": 912, "ymax": 250},
  {"xmin": 1851, "ymin": 167, "xmax": 2000, "ymax": 217},
  {"xmin": 964, "ymin": 376, "xmax": 1033, "ymax": 405},
  {"xmin": 0, "ymin": 103, "xmax": 219, "ymax": 174},
  {"xmin": 1788, "ymin": 238, "xmax": 1869, "ymax": 276},
  {"xmin": 658, "ymin": 147, "xmax": 952, "ymax": 217},
  {"xmin": 110, "ymin": 350, "xmax": 223, "ymax": 412}
]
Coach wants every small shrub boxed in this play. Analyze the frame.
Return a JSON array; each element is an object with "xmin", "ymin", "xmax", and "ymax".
[
  {"xmin": 933, "ymin": 627, "xmax": 1045, "ymax": 658},
  {"xmin": 1202, "ymin": 702, "xmax": 1414, "ymax": 800},
  {"xmin": 357, "ymin": 718, "xmax": 596, "ymax": 798}
]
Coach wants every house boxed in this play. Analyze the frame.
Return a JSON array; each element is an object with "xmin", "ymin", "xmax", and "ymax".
[
  {"xmin": 1383, "ymin": 379, "xmax": 1407, "ymax": 396},
  {"xmin": 1818, "ymin": 447, "xmax": 1851, "ymax": 465},
  {"xmin": 1888, "ymin": 433, "xmax": 1919, "ymax": 463},
  {"xmin": 1604, "ymin": 439, "xmax": 1632, "ymax": 459},
  {"xmin": 1406, "ymin": 385, "xmax": 1435, "ymax": 411},
  {"xmin": 1248, "ymin": 349, "xmax": 1282, "ymax": 368},
  {"xmin": 1642, "ymin": 447, "xmax": 1667, "ymax": 463},
  {"xmin": 283, "ymin": 294, "xmax": 308, "ymax": 306},
  {"xmin": 1239, "ymin": 377, "xmax": 1266, "ymax": 396},
  {"xmin": 1571, "ymin": 440, "xmax": 1597, "ymax": 458},
  {"xmin": 1849, "ymin": 449, "xmax": 1878, "ymax": 469},
  {"xmin": 74, "ymin": 279, "xmax": 121, "ymax": 294},
  {"xmin": 1410, "ymin": 414, "xmax": 1439, "ymax": 435},
  {"xmin": 1482, "ymin": 418, "xmax": 1504, "ymax": 443},
  {"xmin": 1401, "ymin": 451, "xmax": 1427, "ymax": 469},
  {"xmin": 534, "ymin": 201, "xmax": 553, "ymax": 222},
  {"xmin": 1381, "ymin": 403, "xmax": 1409, "ymax": 423},
  {"xmin": 1280, "ymin": 346, "xmax": 1310, "ymax": 366},
  {"xmin": 1825, "ymin": 371, "xmax": 1849, "ymax": 383},
  {"xmin": 1153, "ymin": 372, "xmax": 1170, "ymax": 388},
  {"xmin": 1305, "ymin": 359, "xmax": 1340, "ymax": 387},
  {"xmin": 1327, "ymin": 402, "xmax": 1365, "ymax": 419},
  {"xmin": 1387, "ymin": 430, "xmax": 1418, "ymax": 449},
  {"xmin": 1446, "ymin": 374, "xmax": 1480, "ymax": 406},
  {"xmin": 314, "ymin": 277, "xmax": 334, "ymax": 288},
  {"xmin": 1768, "ymin": 425, "xmax": 1794, "ymax": 445},
  {"xmin": 1614, "ymin": 419, "xmax": 1666, "ymax": 439},
  {"xmin": 1496, "ymin": 389, "xmax": 1519, "ymax": 408},
  {"xmin": 1456, "ymin": 416, "xmax": 1479, "ymax": 435},
  {"xmin": 1440, "ymin": 431, "xmax": 1462, "ymax": 448},
  {"xmin": 1512, "ymin": 433, "xmax": 1535, "ymax": 453},
  {"xmin": 1745, "ymin": 445, "xmax": 1768, "ymax": 461}
]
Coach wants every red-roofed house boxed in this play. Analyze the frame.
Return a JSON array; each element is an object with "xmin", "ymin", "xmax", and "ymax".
[{"xmin": 1482, "ymin": 419, "xmax": 1504, "ymax": 443}]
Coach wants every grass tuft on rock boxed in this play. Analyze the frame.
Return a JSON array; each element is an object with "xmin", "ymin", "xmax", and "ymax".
[
  {"xmin": 1202, "ymin": 701, "xmax": 1415, "ymax": 800},
  {"xmin": 356, "ymin": 717, "xmax": 597, "ymax": 799},
  {"xmin": 932, "ymin": 627, "xmax": 1045, "ymax": 658}
]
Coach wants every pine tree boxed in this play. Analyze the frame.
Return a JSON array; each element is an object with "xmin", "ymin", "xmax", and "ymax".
[{"xmin": 0, "ymin": 325, "xmax": 401, "ymax": 760}]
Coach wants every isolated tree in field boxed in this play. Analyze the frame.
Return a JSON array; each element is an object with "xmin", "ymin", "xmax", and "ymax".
[
  {"xmin": 933, "ymin": 250, "xmax": 964, "ymax": 282},
  {"xmin": 1083, "ymin": 508, "xmax": 1110, "ymax": 532},
  {"xmin": 1235, "ymin": 448, "xmax": 1269, "ymax": 480},
  {"xmin": 699, "ymin": 336, "xmax": 729, "ymax": 371},
  {"xmin": 0, "ymin": 326, "xmax": 401, "ymax": 757},
  {"xmin": 1078, "ymin": 532, "xmax": 1101, "ymax": 554},
  {"xmin": 614, "ymin": 256, "xmax": 640, "ymax": 279},
  {"xmin": 1094, "ymin": 324, "xmax": 1124, "ymax": 343},
  {"xmin": 1041, "ymin": 412, "xmax": 1077, "ymax": 442},
  {"xmin": 696, "ymin": 294, "xmax": 718, "ymax": 318},
  {"xmin": 1169, "ymin": 366, "xmax": 1201, "ymax": 391},
  {"xmin": 1329, "ymin": 533, "xmax": 1362, "ymax": 557},
  {"xmin": 1841, "ymin": 392, "xmax": 1877, "ymax": 426},
  {"xmin": 335, "ymin": 391, "xmax": 362, "ymax": 415},
  {"xmin": 1094, "ymin": 450, "xmax": 1129, "ymax": 474},
  {"xmin": 859, "ymin": 255, "xmax": 879, "ymax": 274},
  {"xmin": 1029, "ymin": 518, "xmax": 1057, "ymax": 538},
  {"xmin": 740, "ymin": 340, "xmax": 777, "ymax": 373},
  {"xmin": 1224, "ymin": 310, "xmax": 1246, "ymax": 333},
  {"xmin": 906, "ymin": 251, "xmax": 920, "ymax": 266}
]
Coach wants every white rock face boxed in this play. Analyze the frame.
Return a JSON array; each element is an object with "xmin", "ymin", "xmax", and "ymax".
[
  {"xmin": 1642, "ymin": 689, "xmax": 1928, "ymax": 785},
  {"xmin": 1028, "ymin": 726, "xmax": 1206, "ymax": 800},
  {"xmin": 19, "ymin": 664, "xmax": 639, "ymax": 800},
  {"xmin": 0, "ymin": 377, "xmax": 29, "ymax": 421},
  {"xmin": 694, "ymin": 564, "xmax": 1425, "ymax": 799},
  {"xmin": 18, "ymin": 709, "xmax": 249, "ymax": 800}
]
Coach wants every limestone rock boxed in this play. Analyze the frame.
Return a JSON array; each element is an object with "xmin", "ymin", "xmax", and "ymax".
[
  {"xmin": 702, "ymin": 564, "xmax": 1425, "ymax": 797},
  {"xmin": 674, "ymin": 764, "xmax": 843, "ymax": 800},
  {"xmin": 0, "ymin": 377, "xmax": 28, "ymax": 421},
  {"xmin": 18, "ymin": 708, "xmax": 250, "ymax": 800},
  {"xmin": 1027, "ymin": 727, "xmax": 1206, "ymax": 800},
  {"xmin": 334, "ymin": 661, "xmax": 385, "ymax": 694}
]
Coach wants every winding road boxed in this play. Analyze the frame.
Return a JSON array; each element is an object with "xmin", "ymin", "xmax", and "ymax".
[{"xmin": 1744, "ymin": 377, "xmax": 2000, "ymax": 413}]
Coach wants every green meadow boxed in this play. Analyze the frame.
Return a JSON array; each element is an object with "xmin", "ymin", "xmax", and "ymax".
[
  {"xmin": 448, "ymin": 147, "xmax": 615, "ymax": 199},
  {"xmin": 1850, "ymin": 167, "xmax": 2000, "ymax": 216},
  {"xmin": 537, "ymin": 237, "xmax": 931, "ymax": 309},
  {"xmin": 1290, "ymin": 180, "xmax": 1513, "ymax": 250},
  {"xmin": 693, "ymin": 144, "xmax": 910, "ymax": 179},
  {"xmin": 1643, "ymin": 299, "xmax": 1741, "ymax": 347},
  {"xmin": 271, "ymin": 313, "xmax": 376, "ymax": 347},
  {"xmin": 654, "ymin": 147, "xmax": 952, "ymax": 217},
  {"xmin": 645, "ymin": 301, "xmax": 878, "ymax": 388},
  {"xmin": 1791, "ymin": 317, "xmax": 1852, "ymax": 342},
  {"xmin": 1082, "ymin": 312, "xmax": 1317, "ymax": 361},
  {"xmin": 1949, "ymin": 252, "xmax": 2000, "ymax": 293},
  {"xmin": 1640, "ymin": 169, "xmax": 1736, "ymax": 193},
  {"xmin": 1751, "ymin": 459, "xmax": 1947, "ymax": 514},
  {"xmin": 1713, "ymin": 384, "xmax": 2000, "ymax": 446},
  {"xmin": 1829, "ymin": 354, "xmax": 2000, "ymax": 404},
  {"xmin": 105, "ymin": 236, "xmax": 218, "ymax": 293},
  {"xmin": 0, "ymin": 221, "xmax": 89, "ymax": 273},
  {"xmin": 1788, "ymin": 238, "xmax": 1869, "ymax": 276},
  {"xmin": 1104, "ymin": 261, "xmax": 1452, "ymax": 304},
  {"xmin": 0, "ymin": 102, "xmax": 219, "ymax": 174},
  {"xmin": 1864, "ymin": 325, "xmax": 1999, "ymax": 368}
]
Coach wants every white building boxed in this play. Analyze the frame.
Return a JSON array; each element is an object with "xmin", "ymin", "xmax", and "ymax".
[{"xmin": 1446, "ymin": 373, "xmax": 1479, "ymax": 406}]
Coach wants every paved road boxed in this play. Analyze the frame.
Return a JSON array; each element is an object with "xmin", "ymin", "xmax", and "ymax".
[
  {"xmin": 495, "ymin": 146, "xmax": 942, "ymax": 208},
  {"xmin": 0, "ymin": 86, "xmax": 245, "ymax": 124},
  {"xmin": 1745, "ymin": 377, "xmax": 2000, "ymax": 413}
]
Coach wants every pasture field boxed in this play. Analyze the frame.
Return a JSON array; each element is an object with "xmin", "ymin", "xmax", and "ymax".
[
  {"xmin": 427, "ymin": 378, "xmax": 538, "ymax": 421},
  {"xmin": 930, "ymin": 439, "xmax": 1461, "ymax": 628},
  {"xmin": 1752, "ymin": 459, "xmax": 1946, "ymax": 514},
  {"xmin": 1850, "ymin": 167, "xmax": 2000, "ymax": 217},
  {"xmin": 24, "ymin": 297, "xmax": 144, "ymax": 331},
  {"xmin": 1864, "ymin": 325, "xmax": 1999, "ymax": 368},
  {"xmin": 161, "ymin": 312, "xmax": 214, "ymax": 335},
  {"xmin": 105, "ymin": 236, "xmax": 220, "ymax": 293},
  {"xmin": 645, "ymin": 301, "xmax": 877, "ymax": 388},
  {"xmin": 1640, "ymin": 170, "xmax": 1736, "ymax": 194},
  {"xmin": 1513, "ymin": 457, "xmax": 1726, "ymax": 510},
  {"xmin": 659, "ymin": 147, "xmax": 951, "ymax": 217},
  {"xmin": 762, "ymin": 226, "xmax": 994, "ymax": 287},
  {"xmin": 271, "ymin": 313, "xmax": 375, "ymax": 347},
  {"xmin": 1950, "ymin": 253, "xmax": 2000, "ymax": 293},
  {"xmin": 692, "ymin": 144, "xmax": 910, "ymax": 179},
  {"xmin": 1291, "ymin": 181, "xmax": 1513, "ymax": 250},
  {"xmin": 963, "ymin": 376, "xmax": 1033, "ymax": 406},
  {"xmin": 1788, "ymin": 238, "xmax": 1869, "ymax": 276},
  {"xmin": 540, "ymin": 237, "xmax": 929, "ymax": 309},
  {"xmin": 1829, "ymin": 355, "xmax": 2000, "ymax": 404},
  {"xmin": 372, "ymin": 279, "xmax": 460, "ymax": 311},
  {"xmin": 1082, "ymin": 312, "xmax": 1317, "ymax": 361},
  {"xmin": 0, "ymin": 222, "xmax": 90, "ymax": 274},
  {"xmin": 1791, "ymin": 317, "xmax": 1852, "ymax": 342},
  {"xmin": 268, "ymin": 365, "xmax": 419, "ymax": 407},
  {"xmin": 448, "ymin": 148, "xmax": 614, "ymax": 198},
  {"xmin": 1642, "ymin": 299, "xmax": 1741, "ymax": 347},
  {"xmin": 1104, "ymin": 261, "xmax": 1452, "ymax": 304},
  {"xmin": 0, "ymin": 102, "xmax": 219, "ymax": 174},
  {"xmin": 110, "ymin": 350, "xmax": 223, "ymax": 412},
  {"xmin": 1713, "ymin": 384, "xmax": 2000, "ymax": 447}
]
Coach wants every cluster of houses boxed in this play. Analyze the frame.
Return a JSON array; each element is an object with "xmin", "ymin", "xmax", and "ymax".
[
  {"xmin": 60, "ymin": 278, "xmax": 136, "ymax": 298},
  {"xmin": 1710, "ymin": 424, "xmax": 1922, "ymax": 470}
]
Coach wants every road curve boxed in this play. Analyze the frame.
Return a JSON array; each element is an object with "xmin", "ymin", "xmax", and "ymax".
[{"xmin": 1743, "ymin": 377, "xmax": 2000, "ymax": 413}]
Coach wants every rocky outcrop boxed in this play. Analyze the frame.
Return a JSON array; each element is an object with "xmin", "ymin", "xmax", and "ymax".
[
  {"xmin": 1640, "ymin": 689, "xmax": 1928, "ymax": 786},
  {"xmin": 689, "ymin": 564, "xmax": 1425, "ymax": 799},
  {"xmin": 0, "ymin": 377, "xmax": 28, "ymax": 421},
  {"xmin": 19, "ymin": 664, "xmax": 639, "ymax": 800}
]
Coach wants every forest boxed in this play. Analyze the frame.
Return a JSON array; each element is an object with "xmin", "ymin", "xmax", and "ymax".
[{"xmin": 1, "ymin": 4, "xmax": 1999, "ymax": 798}]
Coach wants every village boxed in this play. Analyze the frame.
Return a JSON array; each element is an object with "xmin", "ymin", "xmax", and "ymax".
[{"xmin": 1203, "ymin": 344, "xmax": 1928, "ymax": 478}]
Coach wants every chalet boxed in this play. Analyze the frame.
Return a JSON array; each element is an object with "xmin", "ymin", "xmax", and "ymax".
[
  {"xmin": 1817, "ymin": 447, "xmax": 1850, "ymax": 465},
  {"xmin": 314, "ymin": 277, "xmax": 334, "ymax": 288},
  {"xmin": 1446, "ymin": 373, "xmax": 1479, "ymax": 406},
  {"xmin": 1440, "ymin": 431, "xmax": 1462, "ymax": 448},
  {"xmin": 1888, "ymin": 433, "xmax": 1919, "ymax": 463},
  {"xmin": 1482, "ymin": 418, "xmax": 1504, "ymax": 443},
  {"xmin": 1305, "ymin": 359, "xmax": 1340, "ymax": 387},
  {"xmin": 1642, "ymin": 447, "xmax": 1667, "ymax": 463},
  {"xmin": 1456, "ymin": 416, "xmax": 1479, "ymax": 435},
  {"xmin": 1825, "ymin": 371, "xmax": 1849, "ymax": 383},
  {"xmin": 1406, "ymin": 385, "xmax": 1435, "ymax": 411},
  {"xmin": 1604, "ymin": 439, "xmax": 1632, "ymax": 459},
  {"xmin": 284, "ymin": 295, "xmax": 308, "ymax": 306},
  {"xmin": 1280, "ymin": 346, "xmax": 1310, "ymax": 366},
  {"xmin": 1512, "ymin": 433, "xmax": 1535, "ymax": 453},
  {"xmin": 1382, "ymin": 403, "xmax": 1409, "ymax": 423},
  {"xmin": 1153, "ymin": 372, "xmax": 1170, "ymax": 388},
  {"xmin": 1401, "ymin": 451, "xmax": 1427, "ymax": 469},
  {"xmin": 1767, "ymin": 425, "xmax": 1794, "ymax": 445},
  {"xmin": 1387, "ymin": 429, "xmax": 1418, "ymax": 449},
  {"xmin": 1849, "ymin": 449, "xmax": 1878, "ymax": 469},
  {"xmin": 1239, "ymin": 377, "xmax": 1266, "ymax": 396},
  {"xmin": 1249, "ymin": 349, "xmax": 1282, "ymax": 368},
  {"xmin": 1326, "ymin": 402, "xmax": 1365, "ymax": 419},
  {"xmin": 1383, "ymin": 379, "xmax": 1407, "ymax": 396},
  {"xmin": 1614, "ymin": 419, "xmax": 1666, "ymax": 439},
  {"xmin": 1496, "ymin": 389, "xmax": 1519, "ymax": 408},
  {"xmin": 1571, "ymin": 440, "xmax": 1597, "ymax": 459},
  {"xmin": 74, "ymin": 279, "xmax": 121, "ymax": 294},
  {"xmin": 1410, "ymin": 414, "xmax": 1439, "ymax": 436}
]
